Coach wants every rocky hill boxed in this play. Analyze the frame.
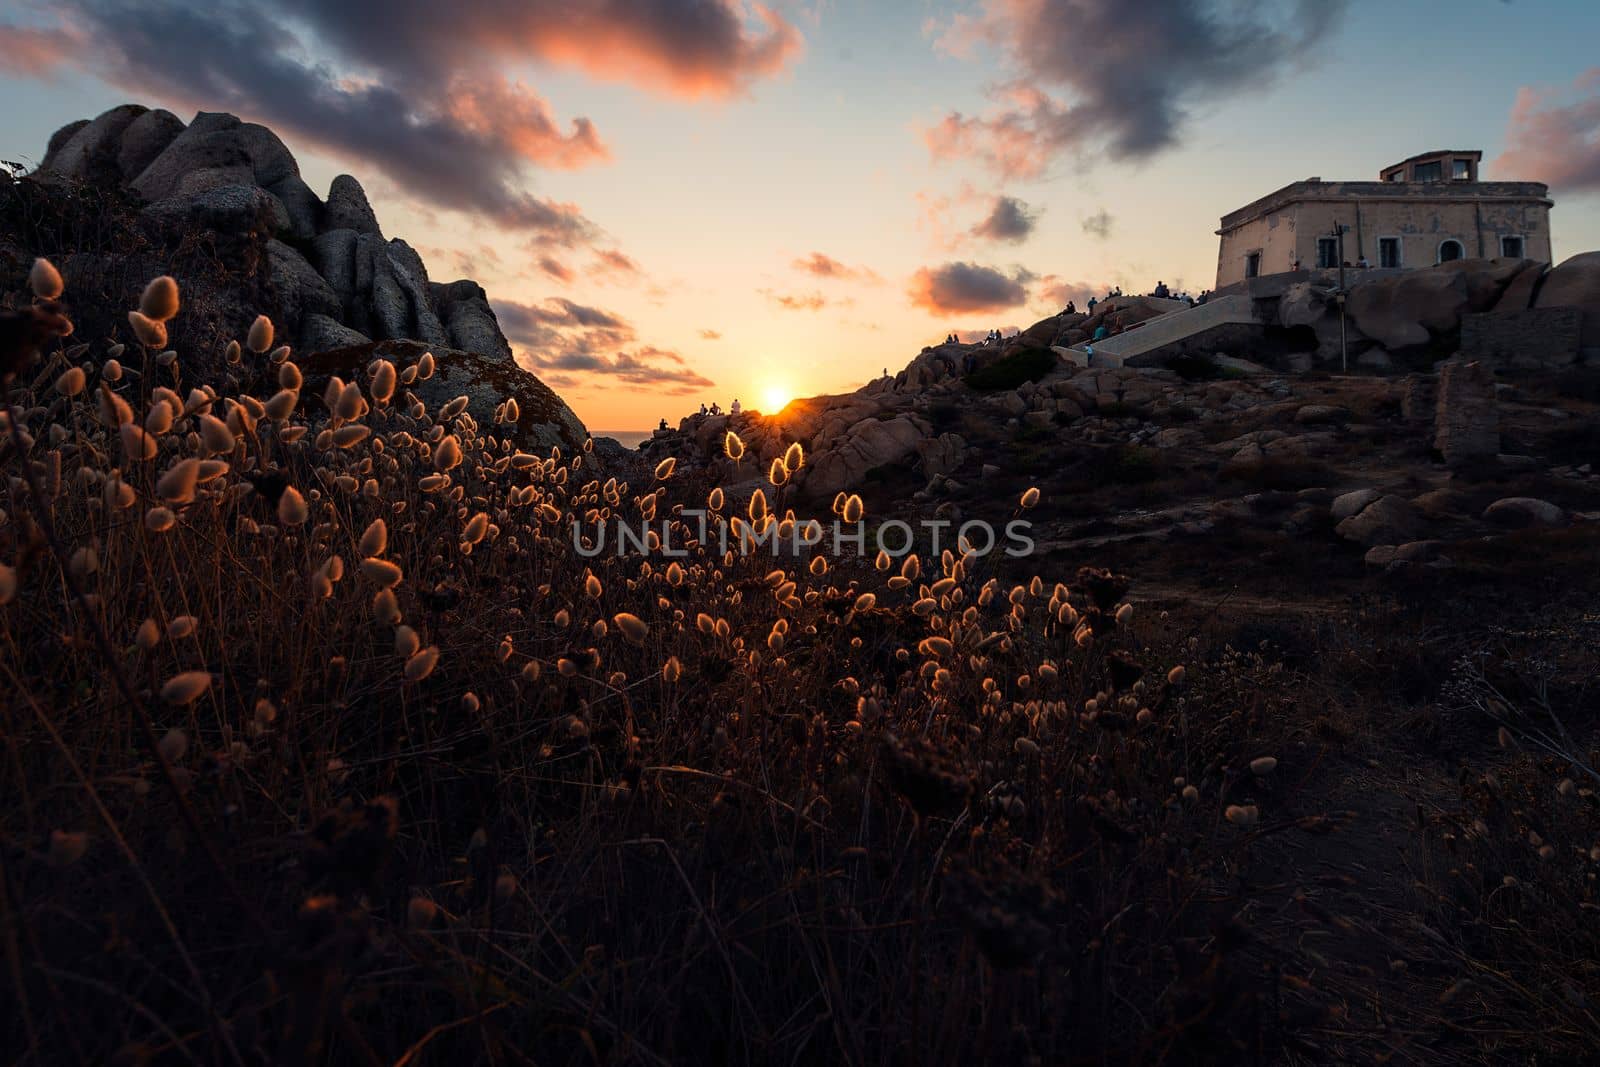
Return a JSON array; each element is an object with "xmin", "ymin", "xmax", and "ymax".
[
  {"xmin": 4, "ymin": 103, "xmax": 587, "ymax": 453},
  {"xmin": 649, "ymin": 255, "xmax": 1600, "ymax": 507}
]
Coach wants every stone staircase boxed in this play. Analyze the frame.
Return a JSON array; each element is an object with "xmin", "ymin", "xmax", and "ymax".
[{"xmin": 1056, "ymin": 294, "xmax": 1259, "ymax": 368}]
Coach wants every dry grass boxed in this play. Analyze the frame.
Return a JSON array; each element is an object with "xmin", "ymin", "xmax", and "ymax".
[{"xmin": 4, "ymin": 264, "xmax": 1592, "ymax": 1065}]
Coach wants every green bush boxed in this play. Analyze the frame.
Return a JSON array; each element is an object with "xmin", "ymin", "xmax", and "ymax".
[{"xmin": 965, "ymin": 346, "xmax": 1058, "ymax": 391}]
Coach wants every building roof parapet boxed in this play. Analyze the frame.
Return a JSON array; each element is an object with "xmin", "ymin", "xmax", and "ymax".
[{"xmin": 1218, "ymin": 179, "xmax": 1552, "ymax": 233}]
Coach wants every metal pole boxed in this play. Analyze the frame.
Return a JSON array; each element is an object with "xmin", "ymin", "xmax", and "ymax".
[{"xmin": 1335, "ymin": 223, "xmax": 1348, "ymax": 374}]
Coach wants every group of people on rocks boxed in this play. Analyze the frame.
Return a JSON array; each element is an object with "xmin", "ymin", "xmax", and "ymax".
[
  {"xmin": 940, "ymin": 329, "xmax": 1012, "ymax": 346},
  {"xmin": 1149, "ymin": 280, "xmax": 1209, "ymax": 305},
  {"xmin": 695, "ymin": 398, "xmax": 742, "ymax": 417}
]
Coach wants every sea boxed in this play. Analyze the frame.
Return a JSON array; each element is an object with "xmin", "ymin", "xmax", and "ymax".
[{"xmin": 594, "ymin": 429, "xmax": 652, "ymax": 451}]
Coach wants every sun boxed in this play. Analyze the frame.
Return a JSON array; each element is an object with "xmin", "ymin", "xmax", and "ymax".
[{"xmin": 761, "ymin": 383, "xmax": 793, "ymax": 413}]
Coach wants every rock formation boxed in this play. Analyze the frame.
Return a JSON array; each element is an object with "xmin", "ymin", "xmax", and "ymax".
[
  {"xmin": 17, "ymin": 103, "xmax": 587, "ymax": 451},
  {"xmin": 1535, "ymin": 251, "xmax": 1600, "ymax": 359}
]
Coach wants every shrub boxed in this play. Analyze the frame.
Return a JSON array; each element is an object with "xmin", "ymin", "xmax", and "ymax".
[{"xmin": 965, "ymin": 346, "xmax": 1057, "ymax": 391}]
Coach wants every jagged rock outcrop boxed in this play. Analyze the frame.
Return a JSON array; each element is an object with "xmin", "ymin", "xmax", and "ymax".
[
  {"xmin": 1278, "ymin": 281, "xmax": 1363, "ymax": 361},
  {"xmin": 267, "ymin": 240, "xmax": 342, "ymax": 331},
  {"xmin": 917, "ymin": 433, "xmax": 968, "ymax": 481},
  {"xmin": 1345, "ymin": 263, "xmax": 1477, "ymax": 350},
  {"xmin": 433, "ymin": 280, "xmax": 515, "ymax": 363},
  {"xmin": 802, "ymin": 414, "xmax": 927, "ymax": 498},
  {"xmin": 23, "ymin": 103, "xmax": 588, "ymax": 451},
  {"xmin": 324, "ymin": 174, "xmax": 383, "ymax": 237}
]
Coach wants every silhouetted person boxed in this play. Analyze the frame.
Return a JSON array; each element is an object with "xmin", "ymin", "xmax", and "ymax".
[
  {"xmin": 1153, "ymin": 280, "xmax": 1169, "ymax": 299},
  {"xmin": 1064, "ymin": 300, "xmax": 1076, "ymax": 314},
  {"xmin": 1087, "ymin": 296, "xmax": 1098, "ymax": 314}
]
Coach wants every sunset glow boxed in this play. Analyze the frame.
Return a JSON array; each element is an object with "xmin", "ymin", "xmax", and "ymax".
[
  {"xmin": 2, "ymin": 3, "xmax": 1597, "ymax": 432},
  {"xmin": 761, "ymin": 382, "xmax": 794, "ymax": 415}
]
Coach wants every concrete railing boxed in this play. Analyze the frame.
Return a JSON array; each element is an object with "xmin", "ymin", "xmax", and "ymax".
[{"xmin": 1060, "ymin": 294, "xmax": 1259, "ymax": 367}]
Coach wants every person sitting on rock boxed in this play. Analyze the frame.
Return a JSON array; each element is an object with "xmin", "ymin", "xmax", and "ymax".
[
  {"xmin": 730, "ymin": 398, "xmax": 741, "ymax": 416},
  {"xmin": 658, "ymin": 417, "xmax": 668, "ymax": 431},
  {"xmin": 1153, "ymin": 280, "xmax": 1170, "ymax": 299},
  {"xmin": 699, "ymin": 403, "xmax": 708, "ymax": 415},
  {"xmin": 1093, "ymin": 324, "xmax": 1109, "ymax": 342},
  {"xmin": 710, "ymin": 402, "xmax": 721, "ymax": 415},
  {"xmin": 1064, "ymin": 300, "xmax": 1077, "ymax": 315}
]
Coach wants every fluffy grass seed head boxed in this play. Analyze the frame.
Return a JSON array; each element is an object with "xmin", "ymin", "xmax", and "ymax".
[
  {"xmin": 128, "ymin": 310, "xmax": 167, "ymax": 349},
  {"xmin": 362, "ymin": 558, "xmax": 403, "ymax": 588},
  {"xmin": 277, "ymin": 486, "xmax": 309, "ymax": 525},
  {"xmin": 404, "ymin": 645, "xmax": 439, "ymax": 681},
  {"xmin": 246, "ymin": 315, "xmax": 274, "ymax": 354},
  {"xmin": 160, "ymin": 671, "xmax": 212, "ymax": 706},
  {"xmin": 139, "ymin": 275, "xmax": 180, "ymax": 322},
  {"xmin": 55, "ymin": 367, "xmax": 86, "ymax": 396},
  {"xmin": 614, "ymin": 612, "xmax": 649, "ymax": 645},
  {"xmin": 360, "ymin": 518, "xmax": 388, "ymax": 557},
  {"xmin": 30, "ymin": 257, "xmax": 63, "ymax": 300}
]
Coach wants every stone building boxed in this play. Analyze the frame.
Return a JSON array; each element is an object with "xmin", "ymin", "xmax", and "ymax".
[{"xmin": 1215, "ymin": 150, "xmax": 1553, "ymax": 289}]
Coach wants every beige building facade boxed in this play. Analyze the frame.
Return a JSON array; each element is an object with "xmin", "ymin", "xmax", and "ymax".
[{"xmin": 1215, "ymin": 150, "xmax": 1553, "ymax": 289}]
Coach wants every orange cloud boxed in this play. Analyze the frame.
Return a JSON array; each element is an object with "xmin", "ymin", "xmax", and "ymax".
[
  {"xmin": 444, "ymin": 76, "xmax": 609, "ymax": 170},
  {"xmin": 524, "ymin": 3, "xmax": 803, "ymax": 99},
  {"xmin": 0, "ymin": 24, "xmax": 79, "ymax": 77},
  {"xmin": 1492, "ymin": 69, "xmax": 1600, "ymax": 192},
  {"xmin": 792, "ymin": 252, "xmax": 881, "ymax": 283}
]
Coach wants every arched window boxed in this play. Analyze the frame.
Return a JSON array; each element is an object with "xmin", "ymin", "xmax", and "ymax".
[{"xmin": 1438, "ymin": 239, "xmax": 1465, "ymax": 263}]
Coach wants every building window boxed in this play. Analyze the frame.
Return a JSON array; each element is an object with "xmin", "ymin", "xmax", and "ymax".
[
  {"xmin": 1413, "ymin": 161, "xmax": 1443, "ymax": 182},
  {"xmin": 1438, "ymin": 239, "xmax": 1465, "ymax": 263},
  {"xmin": 1386, "ymin": 170, "xmax": 1404, "ymax": 182},
  {"xmin": 1316, "ymin": 237, "xmax": 1339, "ymax": 268},
  {"xmin": 1500, "ymin": 235, "xmax": 1524, "ymax": 258},
  {"xmin": 1379, "ymin": 237, "xmax": 1401, "ymax": 269},
  {"xmin": 1452, "ymin": 158, "xmax": 1471, "ymax": 180},
  {"xmin": 1245, "ymin": 252, "xmax": 1261, "ymax": 279}
]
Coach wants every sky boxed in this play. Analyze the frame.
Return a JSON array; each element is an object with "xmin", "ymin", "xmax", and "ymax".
[{"xmin": 4, "ymin": 0, "xmax": 1600, "ymax": 430}]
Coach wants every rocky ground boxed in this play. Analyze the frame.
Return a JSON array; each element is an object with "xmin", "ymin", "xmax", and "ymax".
[{"xmin": 640, "ymin": 315, "xmax": 1600, "ymax": 1058}]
